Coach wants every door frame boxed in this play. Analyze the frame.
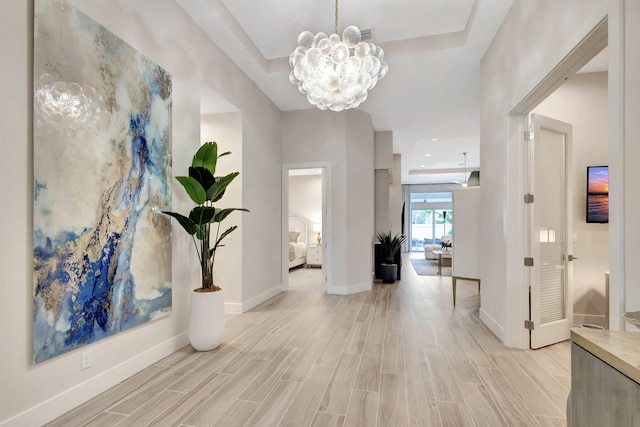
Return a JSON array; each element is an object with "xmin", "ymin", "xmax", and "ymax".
[
  {"xmin": 281, "ymin": 162, "xmax": 332, "ymax": 292},
  {"xmin": 506, "ymin": 18, "xmax": 608, "ymax": 347}
]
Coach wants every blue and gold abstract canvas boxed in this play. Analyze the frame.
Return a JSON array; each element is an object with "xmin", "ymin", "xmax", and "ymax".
[{"xmin": 33, "ymin": 0, "xmax": 172, "ymax": 363}]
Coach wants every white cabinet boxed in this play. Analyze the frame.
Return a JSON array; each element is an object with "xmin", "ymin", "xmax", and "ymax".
[
  {"xmin": 307, "ymin": 246, "xmax": 322, "ymax": 267},
  {"xmin": 451, "ymin": 187, "xmax": 481, "ymax": 306},
  {"xmin": 452, "ymin": 187, "xmax": 480, "ymax": 279}
]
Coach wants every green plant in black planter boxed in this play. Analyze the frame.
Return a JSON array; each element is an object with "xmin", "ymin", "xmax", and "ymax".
[{"xmin": 376, "ymin": 231, "xmax": 407, "ymax": 283}]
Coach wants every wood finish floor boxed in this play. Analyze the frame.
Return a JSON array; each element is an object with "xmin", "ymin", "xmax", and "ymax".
[
  {"xmin": 48, "ymin": 257, "xmax": 571, "ymax": 427},
  {"xmin": 288, "ymin": 265, "xmax": 324, "ymax": 292}
]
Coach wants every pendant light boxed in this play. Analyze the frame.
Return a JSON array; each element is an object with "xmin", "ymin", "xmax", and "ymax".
[{"xmin": 288, "ymin": 0, "xmax": 389, "ymax": 111}]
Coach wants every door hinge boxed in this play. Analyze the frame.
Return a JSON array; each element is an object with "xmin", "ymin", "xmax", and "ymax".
[
  {"xmin": 524, "ymin": 130, "xmax": 534, "ymax": 141},
  {"xmin": 524, "ymin": 257, "xmax": 534, "ymax": 267},
  {"xmin": 524, "ymin": 193, "xmax": 534, "ymax": 204},
  {"xmin": 524, "ymin": 320, "xmax": 535, "ymax": 330}
]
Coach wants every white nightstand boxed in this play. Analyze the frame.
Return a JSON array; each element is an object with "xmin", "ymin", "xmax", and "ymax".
[{"xmin": 307, "ymin": 246, "xmax": 322, "ymax": 268}]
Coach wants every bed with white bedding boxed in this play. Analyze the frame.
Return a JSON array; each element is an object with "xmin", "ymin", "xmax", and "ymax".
[{"xmin": 288, "ymin": 217, "xmax": 308, "ymax": 269}]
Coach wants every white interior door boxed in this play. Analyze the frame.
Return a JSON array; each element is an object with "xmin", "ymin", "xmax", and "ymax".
[{"xmin": 529, "ymin": 114, "xmax": 574, "ymax": 349}]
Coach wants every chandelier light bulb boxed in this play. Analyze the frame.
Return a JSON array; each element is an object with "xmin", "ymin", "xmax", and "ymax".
[{"xmin": 289, "ymin": 25, "xmax": 388, "ymax": 112}]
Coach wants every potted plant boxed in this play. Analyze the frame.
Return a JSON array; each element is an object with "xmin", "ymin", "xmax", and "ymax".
[
  {"xmin": 376, "ymin": 231, "xmax": 406, "ymax": 283},
  {"xmin": 163, "ymin": 141, "xmax": 248, "ymax": 351},
  {"xmin": 440, "ymin": 239, "xmax": 452, "ymax": 253}
]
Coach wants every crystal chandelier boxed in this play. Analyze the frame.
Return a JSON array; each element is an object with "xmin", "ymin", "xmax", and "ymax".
[{"xmin": 288, "ymin": 0, "xmax": 389, "ymax": 112}]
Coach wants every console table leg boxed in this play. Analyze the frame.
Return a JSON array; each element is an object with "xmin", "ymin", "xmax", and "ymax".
[
  {"xmin": 451, "ymin": 277, "xmax": 481, "ymax": 308},
  {"xmin": 452, "ymin": 277, "xmax": 457, "ymax": 307}
]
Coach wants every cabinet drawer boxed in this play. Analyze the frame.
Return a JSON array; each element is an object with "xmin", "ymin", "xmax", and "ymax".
[{"xmin": 307, "ymin": 247, "xmax": 322, "ymax": 266}]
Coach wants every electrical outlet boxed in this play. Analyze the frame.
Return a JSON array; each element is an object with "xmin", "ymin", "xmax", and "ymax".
[{"xmin": 81, "ymin": 350, "xmax": 93, "ymax": 370}]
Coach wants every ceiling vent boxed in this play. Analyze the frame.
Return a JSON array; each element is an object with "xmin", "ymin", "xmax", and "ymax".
[{"xmin": 360, "ymin": 28, "xmax": 373, "ymax": 41}]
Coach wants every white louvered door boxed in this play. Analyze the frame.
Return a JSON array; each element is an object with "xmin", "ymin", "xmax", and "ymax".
[{"xmin": 529, "ymin": 114, "xmax": 574, "ymax": 349}]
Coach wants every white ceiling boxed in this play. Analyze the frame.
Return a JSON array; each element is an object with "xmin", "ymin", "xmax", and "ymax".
[{"xmin": 179, "ymin": 0, "xmax": 517, "ymax": 185}]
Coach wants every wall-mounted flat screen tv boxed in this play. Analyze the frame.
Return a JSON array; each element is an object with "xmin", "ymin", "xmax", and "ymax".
[{"xmin": 586, "ymin": 166, "xmax": 608, "ymax": 223}]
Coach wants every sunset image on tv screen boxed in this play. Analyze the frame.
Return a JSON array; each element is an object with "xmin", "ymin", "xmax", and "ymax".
[
  {"xmin": 587, "ymin": 166, "xmax": 608, "ymax": 223},
  {"xmin": 588, "ymin": 166, "xmax": 608, "ymax": 194}
]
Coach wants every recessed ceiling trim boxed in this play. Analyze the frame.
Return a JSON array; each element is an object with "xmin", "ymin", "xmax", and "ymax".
[
  {"xmin": 210, "ymin": 0, "xmax": 271, "ymax": 71},
  {"xmin": 268, "ymin": 57, "xmax": 291, "ymax": 73},
  {"xmin": 199, "ymin": 0, "xmax": 480, "ymax": 74},
  {"xmin": 379, "ymin": 0, "xmax": 477, "ymax": 57},
  {"xmin": 409, "ymin": 167, "xmax": 479, "ymax": 175},
  {"xmin": 379, "ymin": 30, "xmax": 467, "ymax": 57}
]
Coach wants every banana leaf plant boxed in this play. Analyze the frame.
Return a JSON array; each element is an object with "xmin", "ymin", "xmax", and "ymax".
[{"xmin": 163, "ymin": 141, "xmax": 248, "ymax": 291}]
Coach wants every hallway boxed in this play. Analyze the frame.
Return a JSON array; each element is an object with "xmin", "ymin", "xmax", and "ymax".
[{"xmin": 48, "ymin": 255, "xmax": 570, "ymax": 426}]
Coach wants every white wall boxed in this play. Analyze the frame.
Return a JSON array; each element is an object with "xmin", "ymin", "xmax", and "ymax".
[
  {"xmin": 390, "ymin": 153, "xmax": 403, "ymax": 236},
  {"xmin": 0, "ymin": 0, "xmax": 282, "ymax": 424},
  {"xmin": 616, "ymin": 0, "xmax": 640, "ymax": 330},
  {"xmin": 480, "ymin": 0, "xmax": 609, "ymax": 346},
  {"xmin": 532, "ymin": 72, "xmax": 609, "ymax": 326},
  {"xmin": 346, "ymin": 111, "xmax": 376, "ymax": 290},
  {"xmin": 480, "ymin": 0, "xmax": 640, "ymax": 344},
  {"xmin": 375, "ymin": 170, "xmax": 390, "ymax": 233},
  {"xmin": 374, "ymin": 131, "xmax": 392, "ymax": 234},
  {"xmin": 201, "ymin": 113, "xmax": 244, "ymax": 309},
  {"xmin": 240, "ymin": 105, "xmax": 283, "ymax": 309},
  {"xmin": 289, "ymin": 174, "xmax": 322, "ymax": 244},
  {"xmin": 374, "ymin": 134, "xmax": 402, "ymax": 240},
  {"xmin": 374, "ymin": 131, "xmax": 393, "ymax": 170},
  {"xmin": 281, "ymin": 109, "xmax": 374, "ymax": 294}
]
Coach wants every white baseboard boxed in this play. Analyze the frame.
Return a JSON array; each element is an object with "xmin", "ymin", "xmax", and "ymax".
[
  {"xmin": 239, "ymin": 285, "xmax": 283, "ymax": 313},
  {"xmin": 479, "ymin": 307, "xmax": 504, "ymax": 342},
  {"xmin": 0, "ymin": 332, "xmax": 189, "ymax": 427},
  {"xmin": 225, "ymin": 302, "xmax": 244, "ymax": 314},
  {"xmin": 327, "ymin": 281, "xmax": 371, "ymax": 295},
  {"xmin": 573, "ymin": 313, "xmax": 607, "ymax": 328}
]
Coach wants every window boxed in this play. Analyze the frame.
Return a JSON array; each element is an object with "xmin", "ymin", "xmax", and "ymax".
[{"xmin": 409, "ymin": 192, "xmax": 452, "ymax": 251}]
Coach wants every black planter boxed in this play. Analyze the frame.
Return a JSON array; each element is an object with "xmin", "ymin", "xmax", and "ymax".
[
  {"xmin": 374, "ymin": 243, "xmax": 401, "ymax": 280},
  {"xmin": 380, "ymin": 263, "xmax": 398, "ymax": 283}
]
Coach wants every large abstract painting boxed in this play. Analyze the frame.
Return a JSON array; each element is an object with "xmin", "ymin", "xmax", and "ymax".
[{"xmin": 33, "ymin": 0, "xmax": 173, "ymax": 363}]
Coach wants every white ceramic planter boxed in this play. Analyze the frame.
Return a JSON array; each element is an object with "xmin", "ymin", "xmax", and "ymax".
[{"xmin": 189, "ymin": 288, "xmax": 225, "ymax": 351}]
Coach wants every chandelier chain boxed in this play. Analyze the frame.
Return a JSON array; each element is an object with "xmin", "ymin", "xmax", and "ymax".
[{"xmin": 335, "ymin": 0, "xmax": 339, "ymax": 34}]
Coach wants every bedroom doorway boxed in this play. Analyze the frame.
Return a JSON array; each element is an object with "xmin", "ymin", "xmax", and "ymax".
[{"xmin": 282, "ymin": 163, "xmax": 331, "ymax": 292}]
